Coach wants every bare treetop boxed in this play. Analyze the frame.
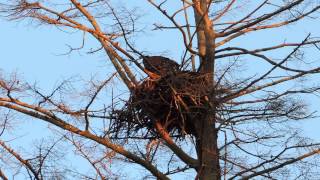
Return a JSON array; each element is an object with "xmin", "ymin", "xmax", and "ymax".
[{"xmin": 0, "ymin": 0, "xmax": 320, "ymax": 179}]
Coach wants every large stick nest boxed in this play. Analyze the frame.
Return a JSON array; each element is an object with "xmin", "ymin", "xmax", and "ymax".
[{"xmin": 110, "ymin": 71, "xmax": 227, "ymax": 138}]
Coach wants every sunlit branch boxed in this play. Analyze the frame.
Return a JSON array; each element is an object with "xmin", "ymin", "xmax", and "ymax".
[
  {"xmin": 0, "ymin": 101, "xmax": 169, "ymax": 180},
  {"xmin": 148, "ymin": 0, "xmax": 199, "ymax": 55},
  {"xmin": 212, "ymin": 0, "xmax": 236, "ymax": 22},
  {"xmin": 66, "ymin": 135, "xmax": 107, "ymax": 179},
  {"xmin": 154, "ymin": 122, "xmax": 198, "ymax": 168},
  {"xmin": 0, "ymin": 168, "xmax": 8, "ymax": 180},
  {"xmin": 219, "ymin": 0, "xmax": 304, "ymax": 37},
  {"xmin": 241, "ymin": 148, "xmax": 320, "ymax": 179},
  {"xmin": 0, "ymin": 140, "xmax": 40, "ymax": 180},
  {"xmin": 221, "ymin": 0, "xmax": 269, "ymax": 32},
  {"xmin": 69, "ymin": 0, "xmax": 137, "ymax": 88},
  {"xmin": 223, "ymin": 35, "xmax": 318, "ymax": 101},
  {"xmin": 84, "ymin": 73, "xmax": 116, "ymax": 130}
]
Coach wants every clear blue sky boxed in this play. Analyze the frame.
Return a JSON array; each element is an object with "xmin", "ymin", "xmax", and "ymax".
[{"xmin": 0, "ymin": 1, "xmax": 320, "ymax": 178}]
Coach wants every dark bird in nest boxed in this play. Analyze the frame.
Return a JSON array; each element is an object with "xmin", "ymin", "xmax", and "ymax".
[{"xmin": 143, "ymin": 56, "xmax": 180, "ymax": 79}]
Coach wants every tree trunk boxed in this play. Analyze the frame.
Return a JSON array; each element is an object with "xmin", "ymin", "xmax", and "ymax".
[
  {"xmin": 195, "ymin": 112, "xmax": 220, "ymax": 180},
  {"xmin": 193, "ymin": 0, "xmax": 221, "ymax": 179}
]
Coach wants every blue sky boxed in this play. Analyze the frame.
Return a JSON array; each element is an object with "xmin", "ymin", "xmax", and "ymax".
[{"xmin": 1, "ymin": 1, "xmax": 320, "ymax": 178}]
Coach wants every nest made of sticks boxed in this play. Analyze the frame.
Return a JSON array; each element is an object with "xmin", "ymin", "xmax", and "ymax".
[{"xmin": 110, "ymin": 71, "xmax": 227, "ymax": 138}]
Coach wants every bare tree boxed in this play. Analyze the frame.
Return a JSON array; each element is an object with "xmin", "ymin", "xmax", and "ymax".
[{"xmin": 1, "ymin": 0, "xmax": 320, "ymax": 179}]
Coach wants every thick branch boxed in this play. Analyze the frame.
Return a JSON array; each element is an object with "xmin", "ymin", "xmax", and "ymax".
[
  {"xmin": 242, "ymin": 148, "xmax": 320, "ymax": 179},
  {"xmin": 219, "ymin": 0, "xmax": 304, "ymax": 37},
  {"xmin": 0, "ymin": 140, "xmax": 40, "ymax": 180},
  {"xmin": 0, "ymin": 101, "xmax": 169, "ymax": 180},
  {"xmin": 154, "ymin": 122, "xmax": 199, "ymax": 168}
]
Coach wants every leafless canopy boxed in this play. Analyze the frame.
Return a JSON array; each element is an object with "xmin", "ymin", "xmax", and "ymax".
[{"xmin": 1, "ymin": 0, "xmax": 320, "ymax": 179}]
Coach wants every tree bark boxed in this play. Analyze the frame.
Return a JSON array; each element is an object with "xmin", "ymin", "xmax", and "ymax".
[{"xmin": 193, "ymin": 0, "xmax": 221, "ymax": 179}]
